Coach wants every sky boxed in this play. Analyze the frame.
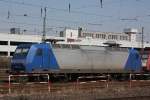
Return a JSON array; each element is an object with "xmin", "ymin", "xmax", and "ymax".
[{"xmin": 0, "ymin": 0, "xmax": 150, "ymax": 41}]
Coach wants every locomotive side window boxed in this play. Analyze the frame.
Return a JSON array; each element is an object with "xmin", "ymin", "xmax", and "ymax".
[{"xmin": 36, "ymin": 48, "xmax": 43, "ymax": 56}]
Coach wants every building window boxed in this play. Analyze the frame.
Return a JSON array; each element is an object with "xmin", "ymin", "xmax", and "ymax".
[
  {"xmin": 120, "ymin": 36, "xmax": 128, "ymax": 40},
  {"xmin": 96, "ymin": 34, "xmax": 99, "ymax": 38},
  {"xmin": 103, "ymin": 34, "xmax": 105, "ymax": 39},
  {"xmin": 82, "ymin": 33, "xmax": 86, "ymax": 37},
  {"xmin": 108, "ymin": 35, "xmax": 112, "ymax": 39},
  {"xmin": 60, "ymin": 31, "xmax": 64, "ymax": 37},
  {"xmin": 0, "ymin": 52, "xmax": 8, "ymax": 56},
  {"xmin": 112, "ymin": 35, "xmax": 118, "ymax": 40},
  {"xmin": 10, "ymin": 52, "xmax": 15, "ymax": 56},
  {"xmin": 70, "ymin": 32, "xmax": 72, "ymax": 37},
  {"xmin": 95, "ymin": 34, "xmax": 106, "ymax": 39},
  {"xmin": 10, "ymin": 41, "xmax": 35, "ymax": 46},
  {"xmin": 0, "ymin": 41, "xmax": 8, "ymax": 45}
]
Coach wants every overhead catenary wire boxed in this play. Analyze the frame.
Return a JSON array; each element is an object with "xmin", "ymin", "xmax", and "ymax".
[
  {"xmin": 0, "ymin": 8, "xmax": 142, "ymax": 30},
  {"xmin": 0, "ymin": 0, "xmax": 112, "ymax": 18},
  {"xmin": 0, "ymin": 18, "xmax": 68, "ymax": 30},
  {"xmin": 0, "ymin": 0, "xmax": 148, "ymax": 20},
  {"xmin": 0, "ymin": 0, "xmax": 110, "ymax": 28},
  {"xmin": 0, "ymin": 0, "xmax": 141, "ymax": 24},
  {"xmin": 1, "ymin": 0, "xmax": 145, "ymax": 21},
  {"xmin": 74, "ymin": 0, "xmax": 122, "ymax": 9},
  {"xmin": 0, "ymin": 10, "xmax": 104, "ymax": 27},
  {"xmin": 0, "ymin": 0, "xmax": 149, "ymax": 36}
]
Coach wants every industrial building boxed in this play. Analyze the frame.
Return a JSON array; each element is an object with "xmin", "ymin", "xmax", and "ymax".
[
  {"xmin": 61, "ymin": 28, "xmax": 150, "ymax": 48},
  {"xmin": 0, "ymin": 28, "xmax": 150, "ymax": 57},
  {"xmin": 0, "ymin": 28, "xmax": 64, "ymax": 56}
]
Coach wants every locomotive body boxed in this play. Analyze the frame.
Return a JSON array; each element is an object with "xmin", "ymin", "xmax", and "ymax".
[{"xmin": 11, "ymin": 43, "xmax": 142, "ymax": 74}]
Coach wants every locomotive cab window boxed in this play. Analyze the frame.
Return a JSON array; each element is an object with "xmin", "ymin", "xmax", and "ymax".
[
  {"xmin": 14, "ymin": 48, "xmax": 29, "ymax": 56},
  {"xmin": 36, "ymin": 48, "xmax": 43, "ymax": 56}
]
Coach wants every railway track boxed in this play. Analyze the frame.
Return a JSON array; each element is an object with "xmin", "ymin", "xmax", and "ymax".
[{"xmin": 98, "ymin": 96, "xmax": 150, "ymax": 100}]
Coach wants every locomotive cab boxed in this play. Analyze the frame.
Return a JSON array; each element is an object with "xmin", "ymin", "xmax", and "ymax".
[
  {"xmin": 11, "ymin": 43, "xmax": 59, "ymax": 73},
  {"xmin": 11, "ymin": 44, "xmax": 32, "ymax": 73}
]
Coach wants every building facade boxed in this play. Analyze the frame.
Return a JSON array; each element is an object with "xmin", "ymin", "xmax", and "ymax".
[
  {"xmin": 0, "ymin": 28, "xmax": 150, "ymax": 57},
  {"xmin": 60, "ymin": 28, "xmax": 150, "ymax": 48},
  {"xmin": 0, "ymin": 33, "xmax": 64, "ymax": 56}
]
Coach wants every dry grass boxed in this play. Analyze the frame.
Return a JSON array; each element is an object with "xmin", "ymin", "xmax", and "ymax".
[{"xmin": 1, "ymin": 86, "xmax": 150, "ymax": 100}]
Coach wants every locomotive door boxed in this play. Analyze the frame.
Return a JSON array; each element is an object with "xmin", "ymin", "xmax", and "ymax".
[
  {"xmin": 35, "ymin": 48, "xmax": 44, "ymax": 69},
  {"xmin": 42, "ymin": 46, "xmax": 50, "ymax": 70},
  {"xmin": 35, "ymin": 47, "xmax": 50, "ymax": 70}
]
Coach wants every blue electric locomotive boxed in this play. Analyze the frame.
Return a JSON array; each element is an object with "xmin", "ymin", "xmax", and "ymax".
[{"xmin": 11, "ymin": 43, "xmax": 142, "ymax": 75}]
